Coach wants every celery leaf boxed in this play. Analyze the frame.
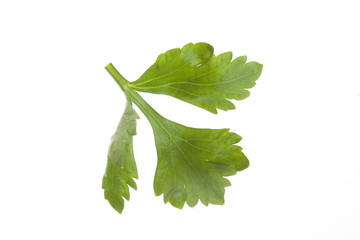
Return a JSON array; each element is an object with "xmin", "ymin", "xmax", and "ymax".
[
  {"xmin": 131, "ymin": 42, "xmax": 263, "ymax": 113},
  {"xmin": 151, "ymin": 117, "xmax": 248, "ymax": 208},
  {"xmin": 103, "ymin": 42, "xmax": 263, "ymax": 213},
  {"xmin": 102, "ymin": 100, "xmax": 139, "ymax": 214}
]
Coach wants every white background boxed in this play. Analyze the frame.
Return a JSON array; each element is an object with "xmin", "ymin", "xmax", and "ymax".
[{"xmin": 1, "ymin": 0, "xmax": 359, "ymax": 239}]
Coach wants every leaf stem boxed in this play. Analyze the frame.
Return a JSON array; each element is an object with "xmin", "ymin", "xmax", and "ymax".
[
  {"xmin": 105, "ymin": 63, "xmax": 164, "ymax": 127},
  {"xmin": 105, "ymin": 63, "xmax": 129, "ymax": 91}
]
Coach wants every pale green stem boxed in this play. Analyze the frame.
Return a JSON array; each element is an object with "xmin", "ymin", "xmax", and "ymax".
[{"xmin": 105, "ymin": 63, "xmax": 163, "ymax": 125}]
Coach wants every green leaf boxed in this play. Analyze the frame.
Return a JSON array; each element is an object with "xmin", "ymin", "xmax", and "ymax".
[
  {"xmin": 124, "ymin": 88, "xmax": 248, "ymax": 209},
  {"xmin": 102, "ymin": 100, "xmax": 139, "ymax": 214},
  {"xmin": 152, "ymin": 118, "xmax": 249, "ymax": 209},
  {"xmin": 130, "ymin": 42, "xmax": 263, "ymax": 114},
  {"xmin": 103, "ymin": 41, "xmax": 263, "ymax": 213}
]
